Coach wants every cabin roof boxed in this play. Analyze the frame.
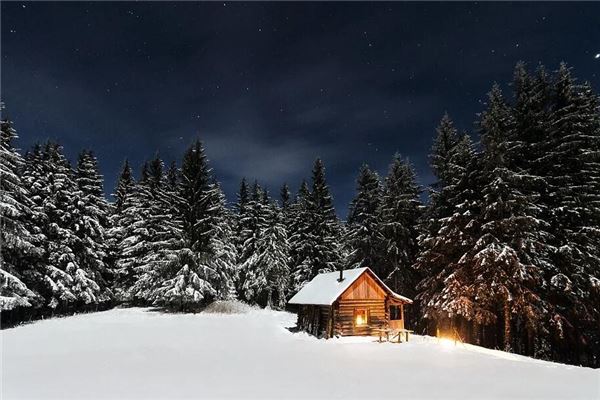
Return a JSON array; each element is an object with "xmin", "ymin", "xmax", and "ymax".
[{"xmin": 288, "ymin": 267, "xmax": 413, "ymax": 306}]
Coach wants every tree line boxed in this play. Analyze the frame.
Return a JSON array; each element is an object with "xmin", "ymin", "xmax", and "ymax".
[{"xmin": 1, "ymin": 62, "xmax": 599, "ymax": 367}]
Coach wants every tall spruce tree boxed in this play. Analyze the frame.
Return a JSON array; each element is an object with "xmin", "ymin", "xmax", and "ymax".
[
  {"xmin": 288, "ymin": 180, "xmax": 311, "ymax": 292},
  {"xmin": 130, "ymin": 155, "xmax": 185, "ymax": 303},
  {"xmin": 206, "ymin": 183, "xmax": 238, "ymax": 300},
  {"xmin": 73, "ymin": 150, "xmax": 112, "ymax": 304},
  {"xmin": 0, "ymin": 112, "xmax": 42, "ymax": 310},
  {"xmin": 113, "ymin": 159, "xmax": 134, "ymax": 213},
  {"xmin": 179, "ymin": 141, "xmax": 216, "ymax": 253},
  {"xmin": 542, "ymin": 64, "xmax": 600, "ymax": 364},
  {"xmin": 23, "ymin": 142, "xmax": 101, "ymax": 309},
  {"xmin": 415, "ymin": 134, "xmax": 484, "ymax": 341},
  {"xmin": 377, "ymin": 155, "xmax": 422, "ymax": 295},
  {"xmin": 280, "ymin": 183, "xmax": 291, "ymax": 209},
  {"xmin": 345, "ymin": 164, "xmax": 382, "ymax": 270},
  {"xmin": 292, "ymin": 159, "xmax": 341, "ymax": 290},
  {"xmin": 415, "ymin": 114, "xmax": 462, "ymax": 330},
  {"xmin": 242, "ymin": 199, "xmax": 290, "ymax": 308},
  {"xmin": 108, "ymin": 161, "xmax": 148, "ymax": 301},
  {"xmin": 239, "ymin": 182, "xmax": 270, "ymax": 303}
]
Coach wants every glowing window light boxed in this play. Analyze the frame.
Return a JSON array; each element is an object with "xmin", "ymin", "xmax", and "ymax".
[{"xmin": 355, "ymin": 309, "xmax": 368, "ymax": 326}]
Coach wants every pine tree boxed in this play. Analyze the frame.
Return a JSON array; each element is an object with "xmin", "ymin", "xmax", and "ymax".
[
  {"xmin": 415, "ymin": 135, "xmax": 484, "ymax": 339},
  {"xmin": 179, "ymin": 141, "xmax": 216, "ymax": 253},
  {"xmin": 415, "ymin": 114, "xmax": 462, "ymax": 324},
  {"xmin": 152, "ymin": 248, "xmax": 216, "ymax": 312},
  {"xmin": 113, "ymin": 159, "xmax": 134, "ymax": 213},
  {"xmin": 108, "ymin": 162, "xmax": 150, "ymax": 301},
  {"xmin": 73, "ymin": 150, "xmax": 112, "ymax": 304},
  {"xmin": 287, "ymin": 180, "xmax": 310, "ymax": 290},
  {"xmin": 430, "ymin": 113, "xmax": 461, "ymax": 188},
  {"xmin": 203, "ymin": 182, "xmax": 237, "ymax": 300},
  {"xmin": 417, "ymin": 114, "xmax": 462, "ymax": 276},
  {"xmin": 0, "ymin": 112, "xmax": 42, "ymax": 310},
  {"xmin": 345, "ymin": 164, "xmax": 381, "ymax": 270},
  {"xmin": 465, "ymin": 79, "xmax": 551, "ymax": 353},
  {"xmin": 239, "ymin": 182, "xmax": 270, "ymax": 303},
  {"xmin": 243, "ymin": 200, "xmax": 290, "ymax": 308},
  {"xmin": 292, "ymin": 159, "xmax": 341, "ymax": 290},
  {"xmin": 23, "ymin": 142, "xmax": 101, "ymax": 309},
  {"xmin": 377, "ymin": 155, "xmax": 422, "ymax": 295},
  {"xmin": 542, "ymin": 64, "xmax": 600, "ymax": 364},
  {"xmin": 130, "ymin": 155, "xmax": 185, "ymax": 303},
  {"xmin": 280, "ymin": 183, "xmax": 291, "ymax": 209}
]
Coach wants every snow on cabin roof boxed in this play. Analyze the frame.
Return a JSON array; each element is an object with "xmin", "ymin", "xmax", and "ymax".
[{"xmin": 288, "ymin": 267, "xmax": 412, "ymax": 306}]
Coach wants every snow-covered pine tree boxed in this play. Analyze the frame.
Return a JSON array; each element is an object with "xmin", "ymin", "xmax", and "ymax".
[
  {"xmin": 280, "ymin": 183, "xmax": 291, "ymax": 209},
  {"xmin": 107, "ymin": 160, "xmax": 148, "ymax": 301},
  {"xmin": 416, "ymin": 115, "xmax": 462, "ymax": 283},
  {"xmin": 130, "ymin": 155, "xmax": 184, "ymax": 303},
  {"xmin": 287, "ymin": 180, "xmax": 310, "ymax": 291},
  {"xmin": 179, "ymin": 140, "xmax": 217, "ymax": 254},
  {"xmin": 430, "ymin": 113, "xmax": 461, "ymax": 189},
  {"xmin": 73, "ymin": 150, "xmax": 112, "ymax": 305},
  {"xmin": 113, "ymin": 159, "xmax": 134, "ymax": 213},
  {"xmin": 152, "ymin": 248, "xmax": 216, "ymax": 312},
  {"xmin": 0, "ymin": 111, "xmax": 42, "ymax": 311},
  {"xmin": 415, "ymin": 134, "xmax": 484, "ymax": 341},
  {"xmin": 203, "ymin": 181, "xmax": 237, "ymax": 300},
  {"xmin": 542, "ymin": 64, "xmax": 600, "ymax": 365},
  {"xmin": 163, "ymin": 141, "xmax": 225, "ymax": 305},
  {"xmin": 242, "ymin": 198, "xmax": 290, "ymax": 308},
  {"xmin": 292, "ymin": 159, "xmax": 341, "ymax": 290},
  {"xmin": 345, "ymin": 164, "xmax": 382, "ymax": 271},
  {"xmin": 414, "ymin": 114, "xmax": 462, "ymax": 328},
  {"xmin": 233, "ymin": 178, "xmax": 251, "ymax": 295},
  {"xmin": 468, "ymin": 78, "xmax": 552, "ymax": 353},
  {"xmin": 377, "ymin": 155, "xmax": 422, "ymax": 296},
  {"xmin": 239, "ymin": 181, "xmax": 270, "ymax": 303},
  {"xmin": 22, "ymin": 142, "xmax": 101, "ymax": 309}
]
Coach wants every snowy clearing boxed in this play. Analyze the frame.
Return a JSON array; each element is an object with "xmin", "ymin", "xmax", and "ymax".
[{"xmin": 2, "ymin": 307, "xmax": 598, "ymax": 400}]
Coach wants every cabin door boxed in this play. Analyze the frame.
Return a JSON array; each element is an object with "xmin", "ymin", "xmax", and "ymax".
[{"xmin": 389, "ymin": 304, "xmax": 404, "ymax": 330}]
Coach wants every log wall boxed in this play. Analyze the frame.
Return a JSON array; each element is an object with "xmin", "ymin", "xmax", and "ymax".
[
  {"xmin": 333, "ymin": 298, "xmax": 386, "ymax": 336},
  {"xmin": 297, "ymin": 305, "xmax": 333, "ymax": 338}
]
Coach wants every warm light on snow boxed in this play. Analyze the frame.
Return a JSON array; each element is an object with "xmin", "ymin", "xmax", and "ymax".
[{"xmin": 438, "ymin": 337, "xmax": 457, "ymax": 349}]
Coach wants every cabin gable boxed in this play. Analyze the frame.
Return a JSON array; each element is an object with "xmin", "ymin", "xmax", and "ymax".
[{"xmin": 339, "ymin": 271, "xmax": 386, "ymax": 300}]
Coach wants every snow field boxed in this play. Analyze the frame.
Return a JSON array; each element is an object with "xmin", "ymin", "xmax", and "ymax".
[{"xmin": 2, "ymin": 307, "xmax": 598, "ymax": 399}]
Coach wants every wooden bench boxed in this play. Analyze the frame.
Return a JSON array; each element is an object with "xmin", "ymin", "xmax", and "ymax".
[
  {"xmin": 396, "ymin": 329, "xmax": 413, "ymax": 343},
  {"xmin": 375, "ymin": 328, "xmax": 413, "ymax": 343}
]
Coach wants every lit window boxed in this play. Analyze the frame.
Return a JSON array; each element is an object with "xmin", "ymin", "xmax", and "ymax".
[{"xmin": 354, "ymin": 308, "xmax": 368, "ymax": 326}]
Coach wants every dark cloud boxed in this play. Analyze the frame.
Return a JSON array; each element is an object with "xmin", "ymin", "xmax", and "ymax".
[{"xmin": 2, "ymin": 2, "xmax": 599, "ymax": 214}]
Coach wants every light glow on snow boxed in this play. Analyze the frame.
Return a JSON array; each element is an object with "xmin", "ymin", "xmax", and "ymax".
[{"xmin": 438, "ymin": 337, "xmax": 457, "ymax": 349}]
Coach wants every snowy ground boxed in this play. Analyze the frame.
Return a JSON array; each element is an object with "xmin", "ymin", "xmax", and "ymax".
[{"xmin": 2, "ymin": 307, "xmax": 598, "ymax": 400}]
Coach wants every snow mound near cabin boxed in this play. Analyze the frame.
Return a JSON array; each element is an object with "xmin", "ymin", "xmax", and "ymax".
[
  {"xmin": 202, "ymin": 299, "xmax": 257, "ymax": 314},
  {"xmin": 2, "ymin": 307, "xmax": 598, "ymax": 400}
]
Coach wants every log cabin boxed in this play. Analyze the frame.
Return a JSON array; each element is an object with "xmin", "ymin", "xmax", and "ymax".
[{"xmin": 288, "ymin": 267, "xmax": 412, "ymax": 338}]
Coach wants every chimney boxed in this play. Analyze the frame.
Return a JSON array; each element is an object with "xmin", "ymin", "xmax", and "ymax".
[{"xmin": 338, "ymin": 268, "xmax": 344, "ymax": 282}]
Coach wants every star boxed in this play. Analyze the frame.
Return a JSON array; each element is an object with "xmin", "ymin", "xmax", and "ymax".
[{"xmin": 595, "ymin": 53, "xmax": 600, "ymax": 59}]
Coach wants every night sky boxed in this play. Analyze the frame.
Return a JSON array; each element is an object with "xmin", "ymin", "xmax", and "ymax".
[{"xmin": 2, "ymin": 2, "xmax": 599, "ymax": 216}]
